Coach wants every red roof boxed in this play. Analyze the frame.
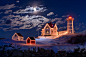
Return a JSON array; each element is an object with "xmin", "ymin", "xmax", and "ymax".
[
  {"xmin": 48, "ymin": 22, "xmax": 55, "ymax": 28},
  {"xmin": 42, "ymin": 22, "xmax": 55, "ymax": 29},
  {"xmin": 29, "ymin": 37, "xmax": 35, "ymax": 40},
  {"xmin": 16, "ymin": 33, "xmax": 23, "ymax": 37}
]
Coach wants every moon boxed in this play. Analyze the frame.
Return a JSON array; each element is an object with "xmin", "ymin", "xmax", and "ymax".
[{"xmin": 34, "ymin": 8, "xmax": 37, "ymax": 11}]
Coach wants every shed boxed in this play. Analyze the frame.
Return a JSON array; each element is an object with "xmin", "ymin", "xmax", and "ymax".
[{"xmin": 26, "ymin": 37, "xmax": 35, "ymax": 44}]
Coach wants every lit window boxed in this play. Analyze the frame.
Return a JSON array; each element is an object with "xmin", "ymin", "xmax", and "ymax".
[{"xmin": 46, "ymin": 31, "xmax": 49, "ymax": 33}]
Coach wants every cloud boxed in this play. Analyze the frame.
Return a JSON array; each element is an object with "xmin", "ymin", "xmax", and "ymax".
[
  {"xmin": 59, "ymin": 26, "xmax": 67, "ymax": 31},
  {"xmin": 0, "ymin": 12, "xmax": 3, "ymax": 14},
  {"xmin": 3, "ymin": 28, "xmax": 19, "ymax": 31},
  {"xmin": 0, "ymin": 4, "xmax": 16, "ymax": 10},
  {"xmin": 36, "ymin": 28, "xmax": 41, "ymax": 31},
  {"xmin": 55, "ymin": 14, "xmax": 58, "ymax": 16},
  {"xmin": 39, "ymin": 5, "xmax": 43, "ymax": 6},
  {"xmin": 0, "ymin": 27, "xmax": 3, "ymax": 29},
  {"xmin": 19, "ymin": 15, "xmax": 50, "ymax": 29},
  {"xmin": 16, "ymin": 0, "xmax": 19, "ymax": 3},
  {"xmin": 51, "ymin": 18, "xmax": 62, "ymax": 22},
  {"xmin": 75, "ymin": 26, "xmax": 80, "ymax": 30},
  {"xmin": 14, "ymin": 6, "xmax": 47, "ymax": 14},
  {"xmin": 79, "ymin": 23, "xmax": 81, "ymax": 26},
  {"xmin": 74, "ymin": 23, "xmax": 86, "ymax": 33},
  {"xmin": 1, "ymin": 15, "xmax": 50, "ymax": 31},
  {"xmin": 0, "ymin": 15, "xmax": 23, "ymax": 26},
  {"xmin": 56, "ymin": 20, "xmax": 66, "ymax": 25},
  {"xmin": 79, "ymin": 30, "xmax": 86, "ymax": 33},
  {"xmin": 75, "ymin": 23, "xmax": 86, "ymax": 31},
  {"xmin": 47, "ymin": 12, "xmax": 54, "ymax": 16},
  {"xmin": 38, "ymin": 25, "xmax": 42, "ymax": 27},
  {"xmin": 4, "ymin": 10, "xmax": 12, "ymax": 14},
  {"xmin": 62, "ymin": 15, "xmax": 70, "ymax": 17}
]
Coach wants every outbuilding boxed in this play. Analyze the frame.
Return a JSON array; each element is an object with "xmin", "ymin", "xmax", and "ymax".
[
  {"xmin": 26, "ymin": 37, "xmax": 35, "ymax": 44},
  {"xmin": 12, "ymin": 33, "xmax": 24, "ymax": 41}
]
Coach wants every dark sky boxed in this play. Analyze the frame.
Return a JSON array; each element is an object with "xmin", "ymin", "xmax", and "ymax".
[{"xmin": 0, "ymin": 0, "xmax": 86, "ymax": 39}]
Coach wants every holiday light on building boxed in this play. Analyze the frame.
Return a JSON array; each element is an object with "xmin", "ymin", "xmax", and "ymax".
[{"xmin": 66, "ymin": 16, "xmax": 74, "ymax": 34}]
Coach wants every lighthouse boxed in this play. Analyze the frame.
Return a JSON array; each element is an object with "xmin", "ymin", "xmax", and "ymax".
[{"xmin": 66, "ymin": 16, "xmax": 74, "ymax": 34}]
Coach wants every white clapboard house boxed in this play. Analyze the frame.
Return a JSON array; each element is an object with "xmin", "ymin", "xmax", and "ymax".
[{"xmin": 12, "ymin": 33, "xmax": 24, "ymax": 41}]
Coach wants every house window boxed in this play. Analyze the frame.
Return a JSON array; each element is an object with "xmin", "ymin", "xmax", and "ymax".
[
  {"xmin": 46, "ymin": 26, "xmax": 49, "ymax": 29},
  {"xmin": 46, "ymin": 31, "xmax": 49, "ymax": 33}
]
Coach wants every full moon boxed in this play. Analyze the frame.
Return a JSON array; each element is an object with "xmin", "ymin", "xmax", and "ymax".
[{"xmin": 34, "ymin": 8, "xmax": 37, "ymax": 11}]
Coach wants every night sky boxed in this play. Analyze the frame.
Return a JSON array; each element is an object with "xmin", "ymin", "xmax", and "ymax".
[{"xmin": 0, "ymin": 0, "xmax": 86, "ymax": 39}]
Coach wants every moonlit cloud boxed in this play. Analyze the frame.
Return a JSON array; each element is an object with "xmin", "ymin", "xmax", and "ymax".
[
  {"xmin": 16, "ymin": 0, "xmax": 19, "ymax": 3},
  {"xmin": 47, "ymin": 12, "xmax": 54, "ymax": 16},
  {"xmin": 55, "ymin": 14, "xmax": 58, "ymax": 16},
  {"xmin": 4, "ymin": 10, "xmax": 12, "ymax": 14},
  {"xmin": 59, "ymin": 26, "xmax": 67, "ymax": 31},
  {"xmin": 79, "ymin": 23, "xmax": 81, "ymax": 26},
  {"xmin": 75, "ymin": 26, "xmax": 80, "ymax": 30},
  {"xmin": 51, "ymin": 18, "xmax": 62, "ymax": 22},
  {"xmin": 79, "ymin": 30, "xmax": 86, "ymax": 33},
  {"xmin": 75, "ymin": 23, "xmax": 85, "ymax": 31},
  {"xmin": 74, "ymin": 23, "xmax": 86, "ymax": 33},
  {"xmin": 0, "ymin": 27, "xmax": 3, "ymax": 29},
  {"xmin": 39, "ymin": 5, "xmax": 43, "ymax": 6},
  {"xmin": 20, "ymin": 15, "xmax": 50, "ymax": 29},
  {"xmin": 62, "ymin": 15, "xmax": 70, "ymax": 17},
  {"xmin": 14, "ymin": 6, "xmax": 47, "ymax": 14},
  {"xmin": 36, "ymin": 28, "xmax": 41, "ymax": 31},
  {"xmin": 0, "ymin": 12, "xmax": 3, "ymax": 14},
  {"xmin": 0, "ymin": 4, "xmax": 16, "ymax": 10},
  {"xmin": 0, "ymin": 27, "xmax": 3, "ymax": 30},
  {"xmin": 0, "ymin": 15, "xmax": 50, "ymax": 31},
  {"xmin": 38, "ymin": 25, "xmax": 42, "ymax": 27},
  {"xmin": 3, "ymin": 28, "xmax": 19, "ymax": 31},
  {"xmin": 56, "ymin": 20, "xmax": 66, "ymax": 25}
]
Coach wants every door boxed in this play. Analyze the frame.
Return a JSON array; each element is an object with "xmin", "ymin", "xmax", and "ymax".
[
  {"xmin": 27, "ymin": 38, "xmax": 30, "ymax": 44},
  {"xmin": 45, "ymin": 26, "xmax": 51, "ymax": 35}
]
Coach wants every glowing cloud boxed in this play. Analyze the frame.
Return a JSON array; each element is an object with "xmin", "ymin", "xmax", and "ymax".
[
  {"xmin": 14, "ymin": 6, "xmax": 47, "ymax": 14},
  {"xmin": 0, "ymin": 15, "xmax": 50, "ymax": 31},
  {"xmin": 16, "ymin": 0, "xmax": 19, "ymax": 3},
  {"xmin": 47, "ymin": 12, "xmax": 54, "ymax": 16},
  {"xmin": 0, "ymin": 4, "xmax": 16, "ymax": 10},
  {"xmin": 62, "ymin": 15, "xmax": 70, "ymax": 17}
]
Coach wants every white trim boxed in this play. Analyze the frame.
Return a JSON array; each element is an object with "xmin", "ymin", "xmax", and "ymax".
[
  {"xmin": 12, "ymin": 33, "xmax": 24, "ymax": 41},
  {"xmin": 43, "ymin": 23, "xmax": 51, "ymax": 35},
  {"xmin": 26, "ymin": 37, "xmax": 35, "ymax": 44},
  {"xmin": 26, "ymin": 37, "xmax": 31, "ymax": 44}
]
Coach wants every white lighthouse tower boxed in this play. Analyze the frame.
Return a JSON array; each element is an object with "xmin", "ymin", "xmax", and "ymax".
[{"xmin": 66, "ymin": 16, "xmax": 74, "ymax": 34}]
